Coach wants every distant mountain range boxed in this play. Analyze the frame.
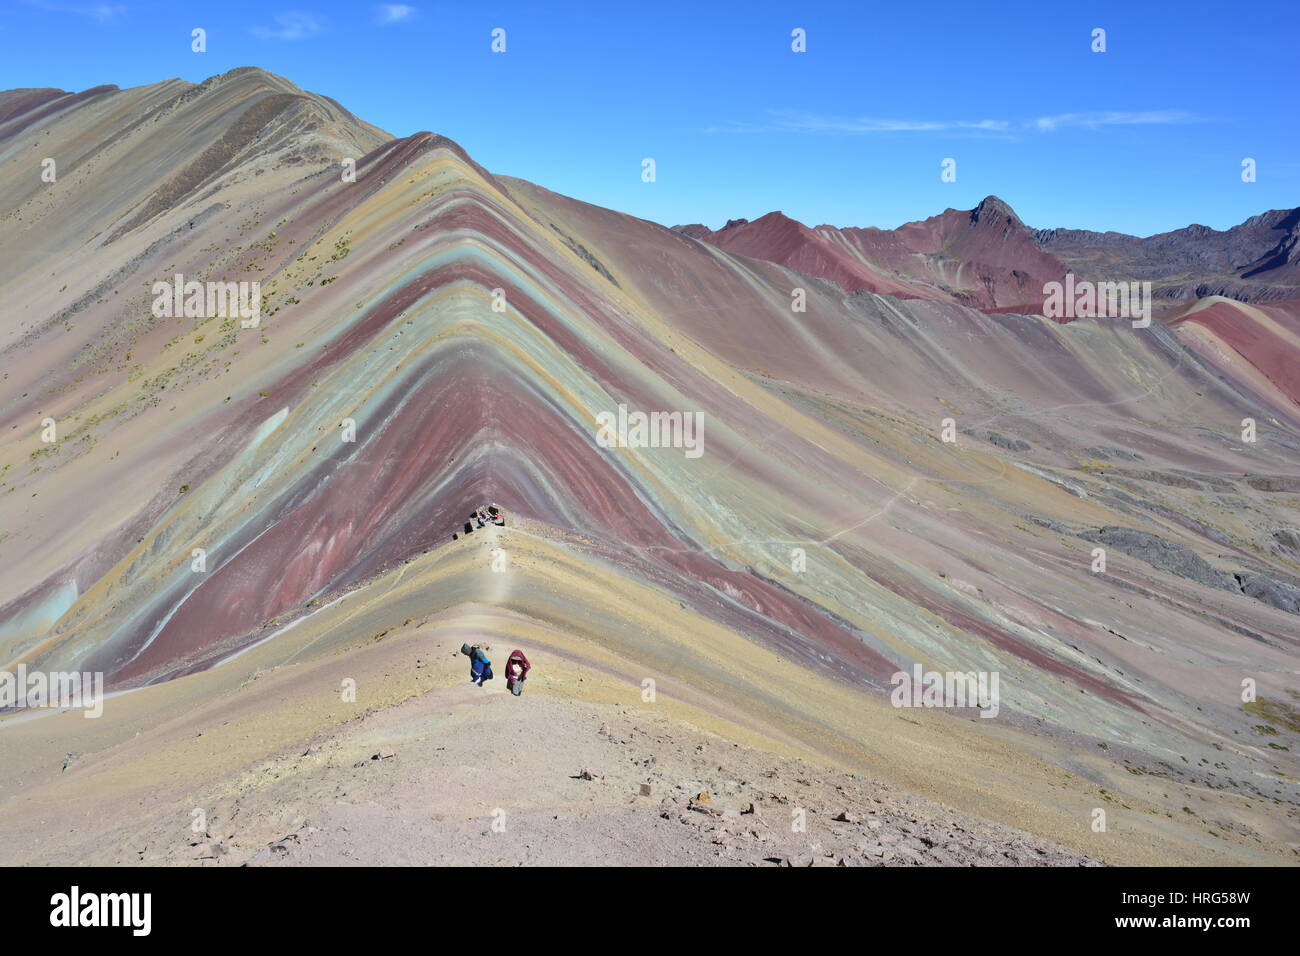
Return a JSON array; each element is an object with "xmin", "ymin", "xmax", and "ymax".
[{"xmin": 676, "ymin": 198, "xmax": 1300, "ymax": 309}]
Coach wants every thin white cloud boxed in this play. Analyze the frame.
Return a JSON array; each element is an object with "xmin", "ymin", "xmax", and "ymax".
[
  {"xmin": 76, "ymin": 2, "xmax": 124, "ymax": 19},
  {"xmin": 707, "ymin": 110, "xmax": 1010, "ymax": 134},
  {"xmin": 250, "ymin": 12, "xmax": 324, "ymax": 41},
  {"xmin": 21, "ymin": 0, "xmax": 126, "ymax": 21},
  {"xmin": 709, "ymin": 108, "xmax": 1204, "ymax": 136},
  {"xmin": 1033, "ymin": 110, "xmax": 1202, "ymax": 131},
  {"xmin": 377, "ymin": 4, "xmax": 416, "ymax": 23}
]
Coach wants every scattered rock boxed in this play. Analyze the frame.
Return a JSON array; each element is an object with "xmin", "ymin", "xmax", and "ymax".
[
  {"xmin": 688, "ymin": 798, "xmax": 721, "ymax": 816},
  {"xmin": 1081, "ymin": 526, "xmax": 1237, "ymax": 591},
  {"xmin": 984, "ymin": 431, "xmax": 1030, "ymax": 453},
  {"xmin": 1273, "ymin": 529, "xmax": 1300, "ymax": 558},
  {"xmin": 1237, "ymin": 571, "xmax": 1300, "ymax": 614},
  {"xmin": 1246, "ymin": 475, "xmax": 1300, "ymax": 493}
]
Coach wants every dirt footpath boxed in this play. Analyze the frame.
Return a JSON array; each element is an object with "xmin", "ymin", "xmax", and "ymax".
[{"xmin": 173, "ymin": 658, "xmax": 1100, "ymax": 867}]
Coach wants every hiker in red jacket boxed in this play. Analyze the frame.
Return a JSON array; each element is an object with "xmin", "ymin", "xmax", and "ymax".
[{"xmin": 505, "ymin": 649, "xmax": 530, "ymax": 696}]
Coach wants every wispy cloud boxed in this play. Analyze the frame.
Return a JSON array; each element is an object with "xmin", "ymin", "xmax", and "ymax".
[
  {"xmin": 708, "ymin": 108, "xmax": 1204, "ymax": 136},
  {"xmin": 707, "ymin": 110, "xmax": 1010, "ymax": 135},
  {"xmin": 21, "ymin": 0, "xmax": 126, "ymax": 22},
  {"xmin": 250, "ymin": 12, "xmax": 324, "ymax": 41},
  {"xmin": 376, "ymin": 4, "xmax": 416, "ymax": 23},
  {"xmin": 1032, "ymin": 110, "xmax": 1202, "ymax": 131}
]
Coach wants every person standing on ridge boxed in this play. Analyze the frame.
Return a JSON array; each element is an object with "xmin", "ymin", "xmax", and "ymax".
[
  {"xmin": 505, "ymin": 649, "xmax": 530, "ymax": 696},
  {"xmin": 462, "ymin": 643, "xmax": 493, "ymax": 686}
]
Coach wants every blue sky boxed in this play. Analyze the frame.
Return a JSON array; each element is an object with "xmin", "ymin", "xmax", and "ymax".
[{"xmin": 2, "ymin": 0, "xmax": 1296, "ymax": 234}]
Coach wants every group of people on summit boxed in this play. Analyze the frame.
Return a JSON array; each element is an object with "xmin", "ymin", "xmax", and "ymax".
[{"xmin": 454, "ymin": 504, "xmax": 506, "ymax": 539}]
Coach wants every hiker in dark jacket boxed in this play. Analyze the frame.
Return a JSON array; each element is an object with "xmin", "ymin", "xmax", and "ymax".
[
  {"xmin": 505, "ymin": 649, "xmax": 530, "ymax": 695},
  {"xmin": 462, "ymin": 643, "xmax": 493, "ymax": 685}
]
